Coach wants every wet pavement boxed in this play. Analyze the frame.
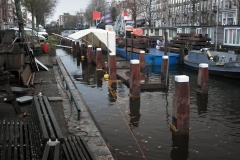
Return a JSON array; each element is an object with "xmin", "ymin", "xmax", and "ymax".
[{"xmin": 0, "ymin": 51, "xmax": 114, "ymax": 160}]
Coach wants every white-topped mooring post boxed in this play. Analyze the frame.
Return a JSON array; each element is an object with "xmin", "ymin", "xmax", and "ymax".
[
  {"xmin": 96, "ymin": 48, "xmax": 103, "ymax": 70},
  {"xmin": 198, "ymin": 63, "xmax": 209, "ymax": 93},
  {"xmin": 139, "ymin": 50, "xmax": 145, "ymax": 72},
  {"xmin": 72, "ymin": 40, "xmax": 76, "ymax": 53},
  {"xmin": 87, "ymin": 45, "xmax": 93, "ymax": 63},
  {"xmin": 130, "ymin": 59, "xmax": 140, "ymax": 97},
  {"xmin": 161, "ymin": 55, "xmax": 169, "ymax": 84},
  {"xmin": 69, "ymin": 39, "xmax": 72, "ymax": 47},
  {"xmin": 109, "ymin": 52, "xmax": 116, "ymax": 80},
  {"xmin": 76, "ymin": 41, "xmax": 80, "ymax": 56},
  {"xmin": 170, "ymin": 75, "xmax": 190, "ymax": 133}
]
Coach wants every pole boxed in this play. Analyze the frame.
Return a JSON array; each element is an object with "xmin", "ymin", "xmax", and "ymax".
[{"xmin": 215, "ymin": 0, "xmax": 219, "ymax": 51}]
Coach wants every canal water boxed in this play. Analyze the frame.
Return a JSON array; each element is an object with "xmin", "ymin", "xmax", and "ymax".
[{"xmin": 57, "ymin": 49, "xmax": 240, "ymax": 160}]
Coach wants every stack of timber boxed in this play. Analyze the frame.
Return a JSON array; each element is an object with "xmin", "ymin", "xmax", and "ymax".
[
  {"xmin": 124, "ymin": 37, "xmax": 149, "ymax": 53},
  {"xmin": 160, "ymin": 33, "xmax": 211, "ymax": 63},
  {"xmin": 147, "ymin": 36, "xmax": 163, "ymax": 48},
  {"xmin": 161, "ymin": 33, "xmax": 211, "ymax": 53}
]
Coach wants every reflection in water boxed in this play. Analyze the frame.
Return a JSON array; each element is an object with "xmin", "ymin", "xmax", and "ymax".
[
  {"xmin": 165, "ymin": 91, "xmax": 170, "ymax": 125},
  {"xmin": 145, "ymin": 65, "xmax": 178, "ymax": 74},
  {"xmin": 171, "ymin": 133, "xmax": 189, "ymax": 160},
  {"xmin": 96, "ymin": 70, "xmax": 103, "ymax": 88},
  {"xmin": 82, "ymin": 63, "xmax": 95, "ymax": 85},
  {"xmin": 129, "ymin": 97, "xmax": 141, "ymax": 129},
  {"xmin": 196, "ymin": 92, "xmax": 208, "ymax": 113},
  {"xmin": 77, "ymin": 55, "xmax": 81, "ymax": 67},
  {"xmin": 108, "ymin": 81, "xmax": 117, "ymax": 102}
]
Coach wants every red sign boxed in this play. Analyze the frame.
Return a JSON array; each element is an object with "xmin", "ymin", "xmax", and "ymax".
[
  {"xmin": 123, "ymin": 12, "xmax": 128, "ymax": 17},
  {"xmin": 92, "ymin": 12, "xmax": 101, "ymax": 20}
]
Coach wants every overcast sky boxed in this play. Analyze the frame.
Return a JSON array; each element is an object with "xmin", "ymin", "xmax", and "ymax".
[
  {"xmin": 49, "ymin": 0, "xmax": 111, "ymax": 22},
  {"xmin": 48, "ymin": 0, "xmax": 89, "ymax": 21}
]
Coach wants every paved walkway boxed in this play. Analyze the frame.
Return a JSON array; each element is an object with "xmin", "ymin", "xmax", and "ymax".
[{"xmin": 0, "ymin": 51, "xmax": 114, "ymax": 160}]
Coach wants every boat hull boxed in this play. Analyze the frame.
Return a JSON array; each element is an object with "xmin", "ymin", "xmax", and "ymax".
[{"xmin": 184, "ymin": 54, "xmax": 240, "ymax": 79}]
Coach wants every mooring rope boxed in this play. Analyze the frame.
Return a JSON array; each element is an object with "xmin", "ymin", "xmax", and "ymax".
[{"xmin": 108, "ymin": 81, "xmax": 147, "ymax": 160}]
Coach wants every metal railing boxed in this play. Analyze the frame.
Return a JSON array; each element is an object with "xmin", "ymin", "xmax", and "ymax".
[{"xmin": 57, "ymin": 59, "xmax": 81, "ymax": 120}]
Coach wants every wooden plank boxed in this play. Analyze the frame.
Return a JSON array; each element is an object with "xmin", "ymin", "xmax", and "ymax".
[
  {"xmin": 38, "ymin": 97, "xmax": 56, "ymax": 140},
  {"xmin": 124, "ymin": 38, "xmax": 148, "ymax": 49},
  {"xmin": 64, "ymin": 138, "xmax": 76, "ymax": 160},
  {"xmin": 33, "ymin": 96, "xmax": 49, "ymax": 142},
  {"xmin": 43, "ymin": 96, "xmax": 64, "ymax": 142},
  {"xmin": 14, "ymin": 121, "xmax": 18, "ymax": 160},
  {"xmin": 24, "ymin": 122, "xmax": 30, "ymax": 160},
  {"xmin": 54, "ymin": 143, "xmax": 60, "ymax": 160},
  {"xmin": 30, "ymin": 72, "xmax": 35, "ymax": 86},
  {"xmin": 0, "ymin": 120, "xmax": 3, "ymax": 144},
  {"xmin": 1, "ymin": 121, "xmax": 8, "ymax": 160},
  {"xmin": 26, "ymin": 73, "xmax": 32, "ymax": 86},
  {"xmin": 169, "ymin": 43, "xmax": 182, "ymax": 48},
  {"xmin": 76, "ymin": 136, "xmax": 96, "ymax": 160},
  {"xmin": 124, "ymin": 47, "xmax": 148, "ymax": 53},
  {"xmin": 21, "ymin": 64, "xmax": 31, "ymax": 86},
  {"xmin": 171, "ymin": 40, "xmax": 187, "ymax": 44},
  {"xmin": 178, "ymin": 37, "xmax": 211, "ymax": 41},
  {"xmin": 68, "ymin": 137, "xmax": 82, "ymax": 160},
  {"xmin": 20, "ymin": 121, "xmax": 24, "ymax": 160},
  {"xmin": 177, "ymin": 33, "xmax": 208, "ymax": 38},
  {"xmin": 42, "ymin": 143, "xmax": 50, "ymax": 160},
  {"xmin": 7, "ymin": 121, "xmax": 14, "ymax": 159}
]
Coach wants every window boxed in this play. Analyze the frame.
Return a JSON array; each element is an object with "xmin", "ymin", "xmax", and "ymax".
[
  {"xmin": 155, "ymin": 29, "xmax": 159, "ymax": 36},
  {"xmin": 185, "ymin": 28, "xmax": 190, "ymax": 33},
  {"xmin": 177, "ymin": 28, "xmax": 182, "ymax": 33},
  {"xmin": 196, "ymin": 28, "xmax": 202, "ymax": 34},
  {"xmin": 169, "ymin": 29, "xmax": 173, "ymax": 37},
  {"xmin": 207, "ymin": 28, "xmax": 215, "ymax": 44},
  {"xmin": 224, "ymin": 28, "xmax": 240, "ymax": 46}
]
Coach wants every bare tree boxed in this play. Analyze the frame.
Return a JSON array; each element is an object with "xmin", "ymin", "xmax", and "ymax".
[
  {"xmin": 14, "ymin": 0, "xmax": 25, "ymax": 42},
  {"xmin": 22, "ymin": 0, "xmax": 58, "ymax": 29},
  {"xmin": 84, "ymin": 0, "xmax": 108, "ymax": 26}
]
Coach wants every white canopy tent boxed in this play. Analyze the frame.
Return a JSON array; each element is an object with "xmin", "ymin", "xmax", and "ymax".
[{"xmin": 68, "ymin": 29, "xmax": 116, "ymax": 54}]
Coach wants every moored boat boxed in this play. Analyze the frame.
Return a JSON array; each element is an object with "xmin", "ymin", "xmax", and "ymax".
[{"xmin": 184, "ymin": 48, "xmax": 240, "ymax": 79}]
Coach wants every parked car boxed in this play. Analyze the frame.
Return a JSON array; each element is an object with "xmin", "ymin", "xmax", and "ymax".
[
  {"xmin": 34, "ymin": 27, "xmax": 48, "ymax": 39},
  {"xmin": 10, "ymin": 27, "xmax": 46, "ymax": 43}
]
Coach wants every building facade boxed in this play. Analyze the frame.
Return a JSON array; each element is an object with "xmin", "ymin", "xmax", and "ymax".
[
  {"xmin": 0, "ymin": 0, "xmax": 16, "ymax": 29},
  {"xmin": 141, "ymin": 0, "xmax": 239, "ymax": 48}
]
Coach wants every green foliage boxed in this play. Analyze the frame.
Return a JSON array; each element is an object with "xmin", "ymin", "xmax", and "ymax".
[{"xmin": 46, "ymin": 35, "xmax": 58, "ymax": 49}]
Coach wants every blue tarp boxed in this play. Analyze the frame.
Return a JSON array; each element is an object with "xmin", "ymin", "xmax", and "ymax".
[{"xmin": 116, "ymin": 47, "xmax": 180, "ymax": 65}]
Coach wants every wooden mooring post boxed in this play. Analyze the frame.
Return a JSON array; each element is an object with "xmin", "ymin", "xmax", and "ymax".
[
  {"xmin": 76, "ymin": 41, "xmax": 80, "ymax": 56},
  {"xmin": 161, "ymin": 55, "xmax": 168, "ymax": 83},
  {"xmin": 139, "ymin": 50, "xmax": 145, "ymax": 72},
  {"xmin": 72, "ymin": 40, "xmax": 76, "ymax": 53},
  {"xmin": 81, "ymin": 43, "xmax": 86, "ymax": 58},
  {"xmin": 108, "ymin": 53, "xmax": 116, "ymax": 80},
  {"xmin": 197, "ymin": 63, "xmax": 209, "ymax": 93},
  {"xmin": 70, "ymin": 40, "xmax": 72, "ymax": 47},
  {"xmin": 170, "ymin": 75, "xmax": 190, "ymax": 133},
  {"xmin": 87, "ymin": 45, "xmax": 93, "ymax": 63},
  {"xmin": 96, "ymin": 48, "xmax": 103, "ymax": 70},
  {"xmin": 129, "ymin": 60, "xmax": 140, "ymax": 98}
]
